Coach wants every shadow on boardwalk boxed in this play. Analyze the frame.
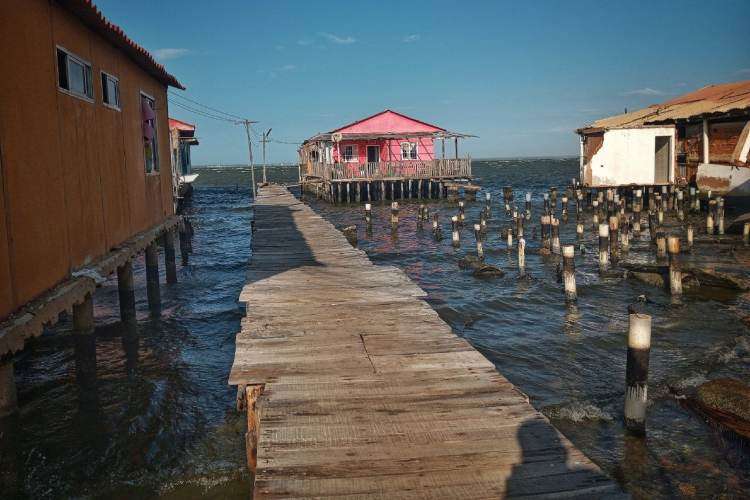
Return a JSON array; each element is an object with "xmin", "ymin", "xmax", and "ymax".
[{"xmin": 506, "ymin": 419, "xmax": 628, "ymax": 499}]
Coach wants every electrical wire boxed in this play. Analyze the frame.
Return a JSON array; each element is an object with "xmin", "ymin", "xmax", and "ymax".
[{"xmin": 168, "ymin": 91, "xmax": 248, "ymax": 122}]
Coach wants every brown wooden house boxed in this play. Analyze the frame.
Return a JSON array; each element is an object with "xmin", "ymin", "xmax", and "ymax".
[{"xmin": 0, "ymin": 0, "xmax": 184, "ymax": 320}]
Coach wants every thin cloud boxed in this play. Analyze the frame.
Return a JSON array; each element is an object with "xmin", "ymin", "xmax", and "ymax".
[
  {"xmin": 737, "ymin": 68, "xmax": 750, "ymax": 75},
  {"xmin": 403, "ymin": 34, "xmax": 420, "ymax": 43},
  {"xmin": 279, "ymin": 64, "xmax": 297, "ymax": 71},
  {"xmin": 622, "ymin": 87, "xmax": 665, "ymax": 96},
  {"xmin": 152, "ymin": 48, "xmax": 190, "ymax": 61},
  {"xmin": 319, "ymin": 32, "xmax": 356, "ymax": 44},
  {"xmin": 297, "ymin": 39, "xmax": 313, "ymax": 46}
]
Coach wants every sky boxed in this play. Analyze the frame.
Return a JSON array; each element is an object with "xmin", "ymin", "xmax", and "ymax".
[{"xmin": 97, "ymin": 0, "xmax": 750, "ymax": 164}]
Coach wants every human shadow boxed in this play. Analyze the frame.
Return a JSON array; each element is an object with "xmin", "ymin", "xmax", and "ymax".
[{"xmin": 505, "ymin": 418, "xmax": 628, "ymax": 498}]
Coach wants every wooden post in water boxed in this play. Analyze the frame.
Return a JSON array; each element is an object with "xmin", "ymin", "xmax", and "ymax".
[
  {"xmin": 540, "ymin": 215, "xmax": 551, "ymax": 252},
  {"xmin": 451, "ymin": 216, "xmax": 460, "ymax": 247},
  {"xmin": 687, "ymin": 223, "xmax": 694, "ymax": 251},
  {"xmin": 364, "ymin": 202, "xmax": 372, "ymax": 225},
  {"xmin": 0, "ymin": 356, "xmax": 17, "ymax": 417},
  {"xmin": 609, "ymin": 216, "xmax": 619, "ymax": 262},
  {"xmin": 390, "ymin": 201, "xmax": 399, "ymax": 228},
  {"xmin": 625, "ymin": 313, "xmax": 651, "ymax": 436},
  {"xmin": 667, "ymin": 236, "xmax": 682, "ymax": 295},
  {"xmin": 163, "ymin": 229, "xmax": 177, "ymax": 284},
  {"xmin": 145, "ymin": 241, "xmax": 161, "ymax": 311},
  {"xmin": 518, "ymin": 237, "xmax": 526, "ymax": 276},
  {"xmin": 562, "ymin": 245, "xmax": 576, "ymax": 302},
  {"xmin": 621, "ymin": 218, "xmax": 630, "ymax": 253},
  {"xmin": 73, "ymin": 292, "xmax": 97, "ymax": 407},
  {"xmin": 474, "ymin": 224, "xmax": 484, "ymax": 260},
  {"xmin": 506, "ymin": 227, "xmax": 513, "ymax": 249},
  {"xmin": 655, "ymin": 230, "xmax": 667, "ymax": 260},
  {"xmin": 433, "ymin": 212, "xmax": 442, "ymax": 240},
  {"xmin": 576, "ymin": 222, "xmax": 584, "ymax": 239},
  {"xmin": 598, "ymin": 223, "xmax": 609, "ymax": 270},
  {"xmin": 458, "ymin": 201, "xmax": 465, "ymax": 224},
  {"xmin": 592, "ymin": 200, "xmax": 600, "ymax": 230},
  {"xmin": 525, "ymin": 192, "xmax": 531, "ymax": 219},
  {"xmin": 744, "ymin": 222, "xmax": 750, "ymax": 245},
  {"xmin": 551, "ymin": 218, "xmax": 560, "ymax": 255},
  {"xmin": 717, "ymin": 197, "xmax": 725, "ymax": 235},
  {"xmin": 706, "ymin": 200, "xmax": 715, "ymax": 235},
  {"xmin": 117, "ymin": 259, "xmax": 136, "ymax": 324}
]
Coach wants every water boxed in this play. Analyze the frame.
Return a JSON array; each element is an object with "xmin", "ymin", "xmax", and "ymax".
[{"xmin": 2, "ymin": 161, "xmax": 749, "ymax": 498}]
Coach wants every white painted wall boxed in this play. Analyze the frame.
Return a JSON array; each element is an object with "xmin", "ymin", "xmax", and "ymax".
[{"xmin": 587, "ymin": 127, "xmax": 676, "ymax": 186}]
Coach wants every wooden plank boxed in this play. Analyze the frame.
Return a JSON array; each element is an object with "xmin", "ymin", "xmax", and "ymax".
[{"xmin": 230, "ymin": 185, "xmax": 626, "ymax": 498}]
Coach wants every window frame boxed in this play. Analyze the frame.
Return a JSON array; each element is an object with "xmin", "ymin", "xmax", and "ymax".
[
  {"xmin": 401, "ymin": 141, "xmax": 418, "ymax": 160},
  {"xmin": 141, "ymin": 91, "xmax": 160, "ymax": 174},
  {"xmin": 55, "ymin": 45, "xmax": 94, "ymax": 103},
  {"xmin": 100, "ymin": 70, "xmax": 121, "ymax": 111},
  {"xmin": 342, "ymin": 144, "xmax": 358, "ymax": 163}
]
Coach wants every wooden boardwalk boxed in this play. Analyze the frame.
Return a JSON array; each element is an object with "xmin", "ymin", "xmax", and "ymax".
[{"xmin": 230, "ymin": 185, "xmax": 625, "ymax": 499}]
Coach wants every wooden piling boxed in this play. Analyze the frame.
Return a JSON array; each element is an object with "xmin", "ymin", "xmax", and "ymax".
[
  {"xmin": 576, "ymin": 222, "xmax": 584, "ymax": 239},
  {"xmin": 432, "ymin": 212, "xmax": 441, "ymax": 240},
  {"xmin": 598, "ymin": 223, "xmax": 609, "ymax": 269},
  {"xmin": 744, "ymin": 222, "xmax": 750, "ymax": 245},
  {"xmin": 458, "ymin": 200, "xmax": 465, "ymax": 223},
  {"xmin": 451, "ymin": 215, "xmax": 460, "ymax": 247},
  {"xmin": 163, "ymin": 229, "xmax": 177, "ymax": 284},
  {"xmin": 506, "ymin": 227, "xmax": 513, "ymax": 249},
  {"xmin": 609, "ymin": 216, "xmax": 619, "ymax": 261},
  {"xmin": 518, "ymin": 237, "xmax": 526, "ymax": 276},
  {"xmin": 667, "ymin": 236, "xmax": 682, "ymax": 295},
  {"xmin": 687, "ymin": 223, "xmax": 694, "ymax": 251},
  {"xmin": 625, "ymin": 313, "xmax": 651, "ymax": 436},
  {"xmin": 655, "ymin": 230, "xmax": 667, "ymax": 260},
  {"xmin": 0, "ymin": 357, "xmax": 17, "ymax": 417},
  {"xmin": 474, "ymin": 224, "xmax": 484, "ymax": 260},
  {"xmin": 145, "ymin": 241, "xmax": 161, "ymax": 311},
  {"xmin": 551, "ymin": 218, "xmax": 560, "ymax": 255},
  {"xmin": 390, "ymin": 201, "xmax": 399, "ymax": 226},
  {"xmin": 117, "ymin": 260, "xmax": 136, "ymax": 324},
  {"xmin": 562, "ymin": 245, "xmax": 576, "ymax": 301}
]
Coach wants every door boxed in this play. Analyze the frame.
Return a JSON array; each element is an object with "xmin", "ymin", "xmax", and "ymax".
[
  {"xmin": 654, "ymin": 136, "xmax": 671, "ymax": 184},
  {"xmin": 366, "ymin": 145, "xmax": 380, "ymax": 163}
]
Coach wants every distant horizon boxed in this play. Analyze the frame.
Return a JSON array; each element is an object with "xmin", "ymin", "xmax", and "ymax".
[{"xmin": 192, "ymin": 154, "xmax": 579, "ymax": 168}]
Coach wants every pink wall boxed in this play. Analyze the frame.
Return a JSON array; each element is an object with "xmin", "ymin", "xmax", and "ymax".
[{"xmin": 333, "ymin": 138, "xmax": 435, "ymax": 163}]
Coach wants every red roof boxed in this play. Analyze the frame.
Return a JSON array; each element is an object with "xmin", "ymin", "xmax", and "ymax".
[
  {"xmin": 58, "ymin": 0, "xmax": 184, "ymax": 89},
  {"xmin": 169, "ymin": 118, "xmax": 196, "ymax": 131}
]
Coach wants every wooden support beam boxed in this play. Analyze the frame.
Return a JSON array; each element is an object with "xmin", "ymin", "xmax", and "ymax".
[
  {"xmin": 145, "ymin": 242, "xmax": 161, "ymax": 312},
  {"xmin": 163, "ymin": 229, "xmax": 177, "ymax": 284},
  {"xmin": 117, "ymin": 260, "xmax": 136, "ymax": 324},
  {"xmin": 244, "ymin": 384, "xmax": 264, "ymax": 473}
]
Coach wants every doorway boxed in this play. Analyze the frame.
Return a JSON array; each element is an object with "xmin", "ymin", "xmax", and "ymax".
[
  {"xmin": 366, "ymin": 145, "xmax": 380, "ymax": 163},
  {"xmin": 654, "ymin": 136, "xmax": 671, "ymax": 184}
]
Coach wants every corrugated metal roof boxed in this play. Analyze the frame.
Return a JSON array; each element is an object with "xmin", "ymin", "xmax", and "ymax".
[
  {"xmin": 58, "ymin": 0, "xmax": 184, "ymax": 89},
  {"xmin": 578, "ymin": 80, "xmax": 750, "ymax": 133}
]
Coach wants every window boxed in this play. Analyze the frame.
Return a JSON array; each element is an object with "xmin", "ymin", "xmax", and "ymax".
[
  {"xmin": 401, "ymin": 142, "xmax": 418, "ymax": 160},
  {"xmin": 101, "ymin": 72, "xmax": 120, "ymax": 109},
  {"xmin": 57, "ymin": 47, "xmax": 93, "ymax": 100},
  {"xmin": 141, "ymin": 93, "xmax": 159, "ymax": 173},
  {"xmin": 342, "ymin": 144, "xmax": 358, "ymax": 162}
]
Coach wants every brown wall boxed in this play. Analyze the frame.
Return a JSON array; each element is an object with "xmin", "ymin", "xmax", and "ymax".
[
  {"xmin": 0, "ymin": 0, "xmax": 175, "ymax": 319},
  {"xmin": 708, "ymin": 120, "xmax": 747, "ymax": 164}
]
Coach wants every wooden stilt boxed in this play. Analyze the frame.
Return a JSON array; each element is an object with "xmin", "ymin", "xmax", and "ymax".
[
  {"xmin": 625, "ymin": 313, "xmax": 651, "ymax": 436},
  {"xmin": 163, "ymin": 229, "xmax": 177, "ymax": 284},
  {"xmin": 0, "ymin": 358, "xmax": 17, "ymax": 417},
  {"xmin": 145, "ymin": 242, "xmax": 161, "ymax": 311},
  {"xmin": 117, "ymin": 260, "xmax": 136, "ymax": 324},
  {"xmin": 243, "ymin": 384, "xmax": 264, "ymax": 473}
]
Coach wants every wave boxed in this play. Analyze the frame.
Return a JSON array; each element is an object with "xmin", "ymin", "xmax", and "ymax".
[{"xmin": 544, "ymin": 401, "xmax": 614, "ymax": 423}]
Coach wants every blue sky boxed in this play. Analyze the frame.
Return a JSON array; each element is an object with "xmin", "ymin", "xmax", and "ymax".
[{"xmin": 98, "ymin": 0, "xmax": 750, "ymax": 163}]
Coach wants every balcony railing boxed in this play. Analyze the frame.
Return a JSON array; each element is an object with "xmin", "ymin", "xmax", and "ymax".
[{"xmin": 303, "ymin": 158, "xmax": 471, "ymax": 181}]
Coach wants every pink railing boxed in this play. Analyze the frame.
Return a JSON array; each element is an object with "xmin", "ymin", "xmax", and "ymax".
[{"xmin": 303, "ymin": 158, "xmax": 472, "ymax": 181}]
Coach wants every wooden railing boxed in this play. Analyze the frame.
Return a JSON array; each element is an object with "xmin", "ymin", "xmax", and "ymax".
[{"xmin": 303, "ymin": 158, "xmax": 472, "ymax": 181}]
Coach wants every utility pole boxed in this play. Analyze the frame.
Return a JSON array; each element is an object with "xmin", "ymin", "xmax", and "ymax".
[
  {"xmin": 261, "ymin": 128, "xmax": 272, "ymax": 184},
  {"xmin": 243, "ymin": 120, "xmax": 258, "ymax": 198}
]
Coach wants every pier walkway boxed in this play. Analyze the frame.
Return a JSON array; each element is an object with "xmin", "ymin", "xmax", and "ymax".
[{"xmin": 229, "ymin": 185, "xmax": 624, "ymax": 499}]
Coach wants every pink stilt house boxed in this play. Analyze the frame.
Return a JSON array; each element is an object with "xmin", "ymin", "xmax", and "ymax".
[{"xmin": 299, "ymin": 110, "xmax": 474, "ymax": 202}]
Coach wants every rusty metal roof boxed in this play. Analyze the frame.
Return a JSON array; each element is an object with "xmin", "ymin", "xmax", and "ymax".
[
  {"xmin": 57, "ymin": 0, "xmax": 184, "ymax": 89},
  {"xmin": 578, "ymin": 80, "xmax": 750, "ymax": 133}
]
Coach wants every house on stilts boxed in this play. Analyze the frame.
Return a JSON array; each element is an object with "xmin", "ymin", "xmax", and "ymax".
[
  {"xmin": 169, "ymin": 117, "xmax": 200, "ymax": 210},
  {"xmin": 299, "ymin": 110, "xmax": 475, "ymax": 203},
  {"xmin": 576, "ymin": 80, "xmax": 750, "ymax": 196}
]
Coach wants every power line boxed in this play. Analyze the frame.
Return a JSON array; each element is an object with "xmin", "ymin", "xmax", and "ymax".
[
  {"xmin": 168, "ymin": 99, "xmax": 241, "ymax": 124},
  {"xmin": 168, "ymin": 91, "xmax": 248, "ymax": 122}
]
